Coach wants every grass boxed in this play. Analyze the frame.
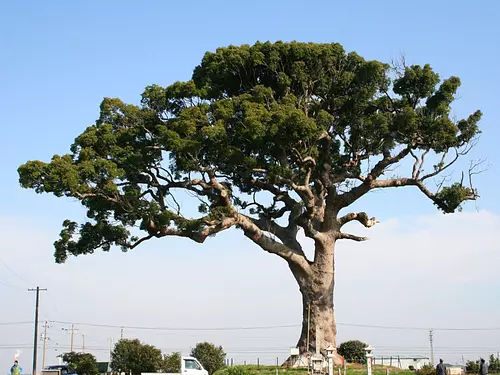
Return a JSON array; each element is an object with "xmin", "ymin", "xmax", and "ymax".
[{"xmin": 214, "ymin": 364, "xmax": 416, "ymax": 375}]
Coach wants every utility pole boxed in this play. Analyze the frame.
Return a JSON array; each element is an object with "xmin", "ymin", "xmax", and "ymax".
[
  {"xmin": 82, "ymin": 333, "xmax": 86, "ymax": 352},
  {"xmin": 28, "ymin": 287, "xmax": 47, "ymax": 375},
  {"xmin": 429, "ymin": 329, "xmax": 435, "ymax": 366},
  {"xmin": 42, "ymin": 320, "xmax": 50, "ymax": 369},
  {"xmin": 120, "ymin": 327, "xmax": 124, "ymax": 340},
  {"xmin": 62, "ymin": 324, "xmax": 78, "ymax": 352}
]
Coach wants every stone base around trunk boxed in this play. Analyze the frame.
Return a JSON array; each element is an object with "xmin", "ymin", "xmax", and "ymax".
[{"xmin": 284, "ymin": 351, "xmax": 344, "ymax": 368}]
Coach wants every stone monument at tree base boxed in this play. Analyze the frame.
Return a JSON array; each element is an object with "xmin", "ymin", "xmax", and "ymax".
[{"xmin": 18, "ymin": 41, "xmax": 484, "ymax": 365}]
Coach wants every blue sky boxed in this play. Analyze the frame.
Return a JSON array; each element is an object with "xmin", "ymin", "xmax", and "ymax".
[
  {"xmin": 1, "ymin": 0, "xmax": 500, "ymax": 371},
  {"xmin": 2, "ymin": 0, "xmax": 499, "ymax": 220}
]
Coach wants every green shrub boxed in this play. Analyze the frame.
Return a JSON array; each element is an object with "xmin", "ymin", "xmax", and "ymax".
[
  {"xmin": 338, "ymin": 340, "xmax": 368, "ymax": 363},
  {"xmin": 466, "ymin": 360, "xmax": 479, "ymax": 373},
  {"xmin": 214, "ymin": 366, "xmax": 250, "ymax": 375},
  {"xmin": 191, "ymin": 342, "xmax": 226, "ymax": 375},
  {"xmin": 416, "ymin": 363, "xmax": 434, "ymax": 375}
]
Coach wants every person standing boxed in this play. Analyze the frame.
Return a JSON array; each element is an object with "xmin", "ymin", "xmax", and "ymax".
[
  {"xmin": 10, "ymin": 360, "xmax": 21, "ymax": 375},
  {"xmin": 436, "ymin": 359, "xmax": 446, "ymax": 375},
  {"xmin": 480, "ymin": 358, "xmax": 488, "ymax": 375}
]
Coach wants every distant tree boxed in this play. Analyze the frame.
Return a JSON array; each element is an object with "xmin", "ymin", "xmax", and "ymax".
[
  {"xmin": 163, "ymin": 352, "xmax": 181, "ymax": 373},
  {"xmin": 488, "ymin": 355, "xmax": 500, "ymax": 373},
  {"xmin": 190, "ymin": 342, "xmax": 226, "ymax": 374},
  {"xmin": 18, "ymin": 41, "xmax": 483, "ymax": 364},
  {"xmin": 466, "ymin": 360, "xmax": 480, "ymax": 373},
  {"xmin": 59, "ymin": 352, "xmax": 98, "ymax": 375},
  {"xmin": 337, "ymin": 340, "xmax": 367, "ymax": 363},
  {"xmin": 111, "ymin": 339, "xmax": 162, "ymax": 375}
]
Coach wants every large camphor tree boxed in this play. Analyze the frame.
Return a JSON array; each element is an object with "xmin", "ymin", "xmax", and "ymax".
[{"xmin": 18, "ymin": 42, "xmax": 482, "ymax": 363}]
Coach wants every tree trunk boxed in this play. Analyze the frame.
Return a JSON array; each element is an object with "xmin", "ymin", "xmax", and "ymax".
[{"xmin": 290, "ymin": 237, "xmax": 342, "ymax": 365}]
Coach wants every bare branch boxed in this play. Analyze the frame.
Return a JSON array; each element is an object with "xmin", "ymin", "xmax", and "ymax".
[
  {"xmin": 338, "ymin": 212, "xmax": 378, "ymax": 229},
  {"xmin": 248, "ymin": 179, "xmax": 297, "ymax": 208},
  {"xmin": 410, "ymin": 150, "xmax": 420, "ymax": 179},
  {"xmin": 332, "ymin": 145, "xmax": 412, "ymax": 211},
  {"xmin": 143, "ymin": 215, "xmax": 238, "ymax": 244},
  {"xmin": 415, "ymin": 149, "xmax": 430, "ymax": 179},
  {"xmin": 74, "ymin": 192, "xmax": 118, "ymax": 204},
  {"xmin": 337, "ymin": 232, "xmax": 368, "ymax": 242},
  {"xmin": 468, "ymin": 158, "xmax": 489, "ymax": 192},
  {"xmin": 127, "ymin": 234, "xmax": 154, "ymax": 249},
  {"xmin": 421, "ymin": 150, "xmax": 458, "ymax": 181}
]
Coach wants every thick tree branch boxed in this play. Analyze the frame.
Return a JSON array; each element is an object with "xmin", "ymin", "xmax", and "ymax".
[
  {"xmin": 409, "ymin": 149, "xmax": 430, "ymax": 179},
  {"xmin": 337, "ymin": 212, "xmax": 378, "ymax": 229},
  {"xmin": 277, "ymin": 175, "xmax": 316, "ymax": 218},
  {"xmin": 236, "ymin": 213, "xmax": 311, "ymax": 273},
  {"xmin": 250, "ymin": 216, "xmax": 304, "ymax": 255},
  {"xmin": 247, "ymin": 176, "xmax": 324, "ymax": 242},
  {"xmin": 329, "ymin": 145, "xmax": 413, "ymax": 212},
  {"xmin": 336, "ymin": 232, "xmax": 368, "ymax": 241},
  {"xmin": 142, "ymin": 215, "xmax": 238, "ymax": 244},
  {"xmin": 420, "ymin": 149, "xmax": 459, "ymax": 181},
  {"xmin": 372, "ymin": 176, "xmax": 478, "ymax": 206}
]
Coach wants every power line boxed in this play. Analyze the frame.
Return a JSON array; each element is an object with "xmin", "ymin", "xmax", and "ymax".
[
  {"xmin": 337, "ymin": 322, "xmax": 428, "ymax": 331},
  {"xmin": 49, "ymin": 320, "xmax": 300, "ymax": 331},
  {"xmin": 0, "ymin": 321, "xmax": 32, "ymax": 326},
  {"xmin": 0, "ymin": 277, "xmax": 25, "ymax": 289},
  {"xmin": 46, "ymin": 290, "xmax": 62, "ymax": 318},
  {"xmin": 48, "ymin": 319, "xmax": 500, "ymax": 332},
  {"xmin": 0, "ymin": 258, "xmax": 32, "ymax": 285}
]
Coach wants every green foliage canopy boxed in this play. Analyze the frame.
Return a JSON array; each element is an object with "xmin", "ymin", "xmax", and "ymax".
[
  {"xmin": 59, "ymin": 352, "xmax": 99, "ymax": 375},
  {"xmin": 110, "ymin": 339, "xmax": 162, "ymax": 375},
  {"xmin": 163, "ymin": 352, "xmax": 181, "ymax": 373},
  {"xmin": 190, "ymin": 342, "xmax": 226, "ymax": 375},
  {"xmin": 18, "ymin": 41, "xmax": 482, "ymax": 263}
]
